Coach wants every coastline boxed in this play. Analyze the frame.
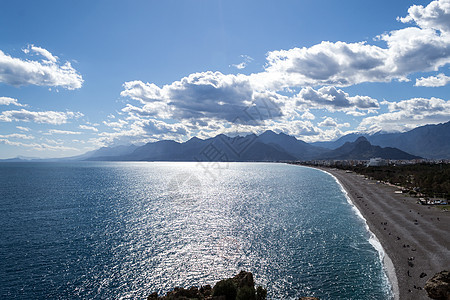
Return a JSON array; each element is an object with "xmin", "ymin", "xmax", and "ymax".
[
  {"xmin": 316, "ymin": 167, "xmax": 399, "ymax": 299},
  {"xmin": 309, "ymin": 166, "xmax": 449, "ymax": 300}
]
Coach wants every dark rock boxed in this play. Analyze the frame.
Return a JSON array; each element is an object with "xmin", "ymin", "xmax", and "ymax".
[
  {"xmin": 148, "ymin": 271, "xmax": 265, "ymax": 300},
  {"xmin": 147, "ymin": 292, "xmax": 158, "ymax": 299},
  {"xmin": 213, "ymin": 278, "xmax": 237, "ymax": 299},
  {"xmin": 299, "ymin": 297, "xmax": 319, "ymax": 300},
  {"xmin": 232, "ymin": 270, "xmax": 254, "ymax": 288},
  {"xmin": 256, "ymin": 286, "xmax": 267, "ymax": 300},
  {"xmin": 424, "ymin": 270, "xmax": 450, "ymax": 300}
]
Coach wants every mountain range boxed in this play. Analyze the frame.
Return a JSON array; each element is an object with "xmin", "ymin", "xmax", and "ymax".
[
  {"xmin": 2, "ymin": 121, "xmax": 449, "ymax": 162},
  {"xmin": 311, "ymin": 121, "xmax": 450, "ymax": 159},
  {"xmin": 83, "ymin": 131, "xmax": 423, "ymax": 162}
]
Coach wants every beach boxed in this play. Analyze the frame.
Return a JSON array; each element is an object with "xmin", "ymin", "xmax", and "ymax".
[{"xmin": 318, "ymin": 167, "xmax": 450, "ymax": 300}]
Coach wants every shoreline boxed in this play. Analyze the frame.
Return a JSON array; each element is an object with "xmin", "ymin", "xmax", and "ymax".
[
  {"xmin": 332, "ymin": 169, "xmax": 400, "ymax": 300},
  {"xmin": 310, "ymin": 166, "xmax": 450, "ymax": 300},
  {"xmin": 317, "ymin": 167, "xmax": 399, "ymax": 299}
]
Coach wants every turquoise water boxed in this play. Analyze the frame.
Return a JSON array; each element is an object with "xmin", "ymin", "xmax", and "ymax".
[{"xmin": 0, "ymin": 162, "xmax": 392, "ymax": 299}]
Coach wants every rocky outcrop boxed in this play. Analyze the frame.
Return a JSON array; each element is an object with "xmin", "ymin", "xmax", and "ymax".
[
  {"xmin": 148, "ymin": 271, "xmax": 267, "ymax": 300},
  {"xmin": 424, "ymin": 270, "xmax": 450, "ymax": 300}
]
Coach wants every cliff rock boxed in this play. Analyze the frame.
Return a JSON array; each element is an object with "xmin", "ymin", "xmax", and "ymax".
[{"xmin": 425, "ymin": 270, "xmax": 450, "ymax": 300}]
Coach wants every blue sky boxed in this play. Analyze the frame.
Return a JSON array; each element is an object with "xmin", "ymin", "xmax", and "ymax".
[{"xmin": 1, "ymin": 0, "xmax": 450, "ymax": 158}]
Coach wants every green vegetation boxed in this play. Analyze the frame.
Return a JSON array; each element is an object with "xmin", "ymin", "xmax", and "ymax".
[
  {"xmin": 436, "ymin": 204, "xmax": 450, "ymax": 211},
  {"xmin": 338, "ymin": 163, "xmax": 450, "ymax": 199}
]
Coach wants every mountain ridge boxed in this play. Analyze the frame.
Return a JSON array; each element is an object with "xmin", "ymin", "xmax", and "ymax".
[
  {"xmin": 83, "ymin": 131, "xmax": 420, "ymax": 162},
  {"xmin": 311, "ymin": 120, "xmax": 450, "ymax": 159},
  {"xmin": 2, "ymin": 121, "xmax": 448, "ymax": 162}
]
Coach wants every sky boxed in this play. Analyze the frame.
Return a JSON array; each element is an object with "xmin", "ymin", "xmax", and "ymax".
[{"xmin": 1, "ymin": 0, "xmax": 450, "ymax": 159}]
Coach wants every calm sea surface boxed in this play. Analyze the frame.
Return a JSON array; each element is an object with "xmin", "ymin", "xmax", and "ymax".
[{"xmin": 0, "ymin": 162, "xmax": 392, "ymax": 299}]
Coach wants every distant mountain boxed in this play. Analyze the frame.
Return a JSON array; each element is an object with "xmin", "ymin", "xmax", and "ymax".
[
  {"xmin": 311, "ymin": 121, "xmax": 450, "ymax": 159},
  {"xmin": 257, "ymin": 130, "xmax": 327, "ymax": 160},
  {"xmin": 2, "ymin": 129, "xmax": 427, "ymax": 162},
  {"xmin": 87, "ymin": 144, "xmax": 138, "ymax": 159},
  {"xmin": 89, "ymin": 132, "xmax": 300, "ymax": 162},
  {"xmin": 367, "ymin": 121, "xmax": 450, "ymax": 159},
  {"xmin": 311, "ymin": 133, "xmax": 363, "ymax": 150},
  {"xmin": 83, "ymin": 131, "xmax": 419, "ymax": 162},
  {"xmin": 319, "ymin": 137, "xmax": 421, "ymax": 160}
]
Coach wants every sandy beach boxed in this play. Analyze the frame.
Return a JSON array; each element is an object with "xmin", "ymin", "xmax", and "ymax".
[{"xmin": 317, "ymin": 167, "xmax": 450, "ymax": 300}]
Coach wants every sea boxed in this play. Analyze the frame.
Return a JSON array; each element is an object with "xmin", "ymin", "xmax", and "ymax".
[{"xmin": 0, "ymin": 162, "xmax": 392, "ymax": 299}]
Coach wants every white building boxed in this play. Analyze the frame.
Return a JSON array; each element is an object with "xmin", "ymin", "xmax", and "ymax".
[{"xmin": 367, "ymin": 157, "xmax": 387, "ymax": 167}]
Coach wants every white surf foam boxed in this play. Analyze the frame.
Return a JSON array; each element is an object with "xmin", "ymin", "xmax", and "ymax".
[{"xmin": 312, "ymin": 167, "xmax": 399, "ymax": 300}]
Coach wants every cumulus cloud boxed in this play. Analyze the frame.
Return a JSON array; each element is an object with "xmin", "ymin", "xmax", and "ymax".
[
  {"xmin": 108, "ymin": 0, "xmax": 450, "ymax": 145},
  {"xmin": 103, "ymin": 119, "xmax": 128, "ymax": 129},
  {"xmin": 98, "ymin": 118, "xmax": 191, "ymax": 146},
  {"xmin": 296, "ymin": 86, "xmax": 379, "ymax": 112},
  {"xmin": 398, "ymin": 0, "xmax": 450, "ymax": 32},
  {"xmin": 249, "ymin": 0, "xmax": 450, "ymax": 89},
  {"xmin": 318, "ymin": 117, "xmax": 350, "ymax": 128},
  {"xmin": 121, "ymin": 71, "xmax": 284, "ymax": 123},
  {"xmin": 300, "ymin": 111, "xmax": 316, "ymax": 120},
  {"xmin": 359, "ymin": 97, "xmax": 450, "ymax": 132},
  {"xmin": 0, "ymin": 46, "xmax": 83, "ymax": 89},
  {"xmin": 0, "ymin": 96, "xmax": 25, "ymax": 106},
  {"xmin": 0, "ymin": 109, "xmax": 83, "ymax": 125},
  {"xmin": 258, "ymin": 41, "xmax": 389, "ymax": 88},
  {"xmin": 318, "ymin": 117, "xmax": 338, "ymax": 127},
  {"xmin": 415, "ymin": 73, "xmax": 450, "ymax": 86},
  {"xmin": 118, "ymin": 73, "xmax": 380, "ymax": 144}
]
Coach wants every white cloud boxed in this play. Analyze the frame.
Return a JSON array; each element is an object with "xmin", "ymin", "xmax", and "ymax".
[
  {"xmin": 318, "ymin": 117, "xmax": 338, "ymax": 127},
  {"xmin": 105, "ymin": 0, "xmax": 450, "ymax": 145},
  {"xmin": 0, "ymin": 109, "xmax": 83, "ymax": 125},
  {"xmin": 249, "ymin": 0, "xmax": 450, "ymax": 89},
  {"xmin": 0, "ymin": 133, "xmax": 34, "ymax": 140},
  {"xmin": 121, "ymin": 72, "xmax": 284, "ymax": 123},
  {"xmin": 0, "ymin": 46, "xmax": 83, "ymax": 90},
  {"xmin": 359, "ymin": 97, "xmax": 450, "ymax": 132},
  {"xmin": 16, "ymin": 126, "xmax": 30, "ymax": 132},
  {"xmin": 415, "ymin": 73, "xmax": 450, "ymax": 86},
  {"xmin": 79, "ymin": 125, "xmax": 99, "ymax": 132},
  {"xmin": 23, "ymin": 44, "xmax": 58, "ymax": 63},
  {"xmin": 258, "ymin": 41, "xmax": 389, "ymax": 88},
  {"xmin": 0, "ymin": 96, "xmax": 25, "ymax": 106},
  {"xmin": 296, "ymin": 86, "xmax": 379, "ymax": 111},
  {"xmin": 103, "ymin": 119, "xmax": 128, "ymax": 129},
  {"xmin": 231, "ymin": 55, "xmax": 254, "ymax": 70},
  {"xmin": 300, "ymin": 111, "xmax": 316, "ymax": 120},
  {"xmin": 346, "ymin": 111, "xmax": 367, "ymax": 117},
  {"xmin": 317, "ymin": 117, "xmax": 350, "ymax": 128},
  {"xmin": 0, "ymin": 139, "xmax": 77, "ymax": 151},
  {"xmin": 398, "ymin": 0, "xmax": 450, "ymax": 32},
  {"xmin": 47, "ymin": 129, "xmax": 82, "ymax": 135}
]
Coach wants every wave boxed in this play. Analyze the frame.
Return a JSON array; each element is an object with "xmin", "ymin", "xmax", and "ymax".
[{"xmin": 311, "ymin": 167, "xmax": 399, "ymax": 300}]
